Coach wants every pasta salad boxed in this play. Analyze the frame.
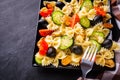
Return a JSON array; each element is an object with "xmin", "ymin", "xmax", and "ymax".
[{"xmin": 34, "ymin": 0, "xmax": 119, "ymax": 68}]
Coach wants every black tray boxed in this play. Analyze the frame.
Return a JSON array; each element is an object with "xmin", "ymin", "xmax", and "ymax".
[{"xmin": 32, "ymin": 0, "xmax": 118, "ymax": 77}]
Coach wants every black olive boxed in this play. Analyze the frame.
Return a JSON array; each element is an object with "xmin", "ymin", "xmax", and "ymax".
[
  {"xmin": 71, "ymin": 45, "xmax": 83, "ymax": 55},
  {"xmin": 91, "ymin": 15, "xmax": 103, "ymax": 26},
  {"xmin": 38, "ymin": 19, "xmax": 48, "ymax": 29},
  {"xmin": 46, "ymin": 47, "xmax": 56, "ymax": 58},
  {"xmin": 56, "ymin": 1, "xmax": 65, "ymax": 9},
  {"xmin": 102, "ymin": 39, "xmax": 113, "ymax": 49},
  {"xmin": 65, "ymin": 0, "xmax": 71, "ymax": 2}
]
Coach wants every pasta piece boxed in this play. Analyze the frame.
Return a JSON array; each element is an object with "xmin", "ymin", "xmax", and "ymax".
[
  {"xmin": 42, "ymin": 56, "xmax": 54, "ymax": 66},
  {"xmin": 102, "ymin": 28, "xmax": 110, "ymax": 37},
  {"xmin": 102, "ymin": 0, "xmax": 108, "ymax": 5},
  {"xmin": 78, "ymin": 7, "xmax": 88, "ymax": 18},
  {"xmin": 87, "ymin": 9, "xmax": 96, "ymax": 20},
  {"xmin": 45, "ymin": 16, "xmax": 53, "ymax": 23},
  {"xmin": 71, "ymin": 53, "xmax": 82, "ymax": 63},
  {"xmin": 64, "ymin": 49, "xmax": 71, "ymax": 55},
  {"xmin": 65, "ymin": 27, "xmax": 74, "ymax": 38},
  {"xmin": 95, "ymin": 55, "xmax": 105, "ymax": 67},
  {"xmin": 52, "ymin": 37, "xmax": 61, "ymax": 49},
  {"xmin": 47, "ymin": 22, "xmax": 59, "ymax": 30},
  {"xmin": 70, "ymin": 61, "xmax": 80, "ymax": 67},
  {"xmin": 93, "ymin": 23, "xmax": 103, "ymax": 31},
  {"xmin": 45, "ymin": 35, "xmax": 53, "ymax": 47},
  {"xmin": 74, "ymin": 34, "xmax": 84, "ymax": 45},
  {"xmin": 105, "ymin": 59, "xmax": 115, "ymax": 68},
  {"xmin": 81, "ymin": 40, "xmax": 92, "ymax": 51},
  {"xmin": 52, "ymin": 58, "xmax": 59, "ymax": 67},
  {"xmin": 103, "ymin": 13, "xmax": 111, "ymax": 22},
  {"xmin": 110, "ymin": 41, "xmax": 120, "ymax": 51},
  {"xmin": 93, "ymin": 0, "xmax": 102, "ymax": 7},
  {"xmin": 99, "ymin": 48, "xmax": 114, "ymax": 59},
  {"xmin": 56, "ymin": 50, "xmax": 67, "ymax": 59},
  {"xmin": 85, "ymin": 28, "xmax": 94, "ymax": 36},
  {"xmin": 74, "ymin": 23, "xmax": 84, "ymax": 35},
  {"xmin": 62, "ymin": 3, "xmax": 73, "ymax": 16},
  {"xmin": 100, "ymin": 5, "xmax": 109, "ymax": 12},
  {"xmin": 70, "ymin": 0, "xmax": 80, "ymax": 13}
]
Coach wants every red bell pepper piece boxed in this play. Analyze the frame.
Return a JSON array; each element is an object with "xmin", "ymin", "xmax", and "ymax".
[
  {"xmin": 94, "ymin": 7, "xmax": 106, "ymax": 16},
  {"xmin": 70, "ymin": 14, "xmax": 80, "ymax": 28}
]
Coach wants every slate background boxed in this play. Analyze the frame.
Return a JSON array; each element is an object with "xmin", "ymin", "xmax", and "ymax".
[{"xmin": 0, "ymin": 0, "xmax": 82, "ymax": 80}]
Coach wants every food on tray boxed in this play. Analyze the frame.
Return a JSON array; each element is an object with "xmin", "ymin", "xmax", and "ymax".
[{"xmin": 35, "ymin": 0, "xmax": 119, "ymax": 68}]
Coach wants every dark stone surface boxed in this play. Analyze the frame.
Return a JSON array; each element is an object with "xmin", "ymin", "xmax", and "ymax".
[{"xmin": 0, "ymin": 0, "xmax": 82, "ymax": 80}]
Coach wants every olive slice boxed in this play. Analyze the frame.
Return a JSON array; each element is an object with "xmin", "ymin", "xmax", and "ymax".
[
  {"xmin": 91, "ymin": 15, "xmax": 103, "ymax": 26},
  {"xmin": 102, "ymin": 39, "xmax": 113, "ymax": 49},
  {"xmin": 56, "ymin": 1, "xmax": 65, "ymax": 9},
  {"xmin": 38, "ymin": 19, "xmax": 48, "ymax": 29}
]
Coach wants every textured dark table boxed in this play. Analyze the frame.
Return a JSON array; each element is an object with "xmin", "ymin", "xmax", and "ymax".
[{"xmin": 0, "ymin": 0, "xmax": 83, "ymax": 80}]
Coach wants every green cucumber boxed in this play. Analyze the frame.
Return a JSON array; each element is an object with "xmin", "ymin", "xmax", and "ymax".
[
  {"xmin": 52, "ymin": 11, "xmax": 64, "ymax": 25},
  {"xmin": 80, "ymin": 17, "xmax": 90, "ymax": 28},
  {"xmin": 81, "ymin": 0, "xmax": 93, "ymax": 11},
  {"xmin": 59, "ymin": 36, "xmax": 73, "ymax": 50},
  {"xmin": 90, "ymin": 31, "xmax": 105, "ymax": 43},
  {"xmin": 90, "ymin": 39, "xmax": 101, "ymax": 51},
  {"xmin": 35, "ymin": 53, "xmax": 42, "ymax": 64}
]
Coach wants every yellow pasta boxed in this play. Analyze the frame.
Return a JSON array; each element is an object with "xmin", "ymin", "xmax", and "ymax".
[{"xmin": 42, "ymin": 56, "xmax": 54, "ymax": 66}]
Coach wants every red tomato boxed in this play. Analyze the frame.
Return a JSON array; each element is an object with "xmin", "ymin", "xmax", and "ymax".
[
  {"xmin": 39, "ymin": 39, "xmax": 48, "ymax": 55},
  {"xmin": 39, "ymin": 7, "xmax": 53, "ymax": 17},
  {"xmin": 39, "ymin": 29, "xmax": 54, "ymax": 36},
  {"xmin": 70, "ymin": 14, "xmax": 80, "ymax": 28}
]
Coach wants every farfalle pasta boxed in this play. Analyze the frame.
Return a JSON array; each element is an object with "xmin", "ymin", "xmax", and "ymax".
[{"xmin": 34, "ymin": 0, "xmax": 119, "ymax": 68}]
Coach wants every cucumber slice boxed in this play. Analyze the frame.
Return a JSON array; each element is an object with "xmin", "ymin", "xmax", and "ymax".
[
  {"xmin": 81, "ymin": 0, "xmax": 93, "ymax": 11},
  {"xmin": 90, "ymin": 39, "xmax": 101, "ymax": 51},
  {"xmin": 80, "ymin": 17, "xmax": 90, "ymax": 28},
  {"xmin": 59, "ymin": 36, "xmax": 73, "ymax": 50},
  {"xmin": 35, "ymin": 52, "xmax": 42, "ymax": 64},
  {"xmin": 52, "ymin": 11, "xmax": 64, "ymax": 25},
  {"xmin": 90, "ymin": 31, "xmax": 105, "ymax": 43}
]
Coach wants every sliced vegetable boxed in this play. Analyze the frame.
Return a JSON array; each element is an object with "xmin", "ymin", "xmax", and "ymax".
[
  {"xmin": 102, "ymin": 39, "xmax": 113, "ymax": 49},
  {"xmin": 103, "ymin": 23, "xmax": 113, "ymax": 29},
  {"xmin": 59, "ymin": 36, "xmax": 73, "ymax": 50},
  {"xmin": 39, "ymin": 7, "xmax": 53, "ymax": 17},
  {"xmin": 61, "ymin": 55, "xmax": 71, "ymax": 66},
  {"xmin": 70, "ymin": 45, "xmax": 83, "ymax": 55},
  {"xmin": 52, "ymin": 11, "xmax": 64, "ymax": 25},
  {"xmin": 39, "ymin": 29, "xmax": 54, "ymax": 36},
  {"xmin": 46, "ymin": 3, "xmax": 54, "ymax": 10},
  {"xmin": 90, "ymin": 39, "xmax": 101, "ymax": 51},
  {"xmin": 38, "ymin": 19, "xmax": 48, "ymax": 29},
  {"xmin": 90, "ymin": 31, "xmax": 105, "ymax": 43},
  {"xmin": 81, "ymin": 0, "xmax": 93, "ymax": 11},
  {"xmin": 35, "ymin": 52, "xmax": 43, "ymax": 64},
  {"xmin": 94, "ymin": 7, "xmax": 106, "ymax": 16},
  {"xmin": 63, "ymin": 15, "xmax": 71, "ymax": 26},
  {"xmin": 90, "ymin": 15, "xmax": 103, "ymax": 26},
  {"xmin": 46, "ymin": 47, "xmax": 57, "ymax": 58},
  {"xmin": 39, "ymin": 39, "xmax": 48, "ymax": 55},
  {"xmin": 80, "ymin": 17, "xmax": 90, "ymax": 28},
  {"xmin": 70, "ymin": 14, "xmax": 80, "ymax": 28}
]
